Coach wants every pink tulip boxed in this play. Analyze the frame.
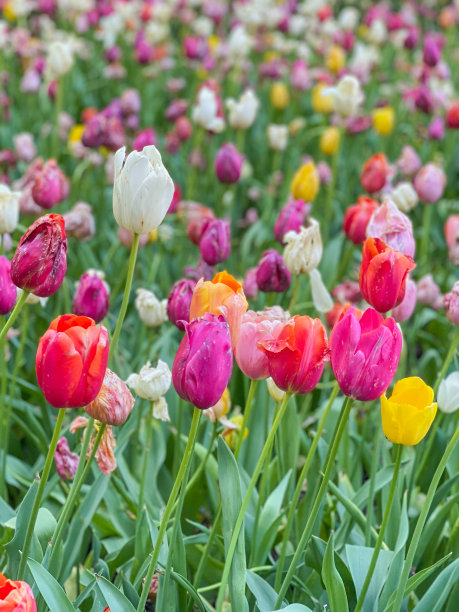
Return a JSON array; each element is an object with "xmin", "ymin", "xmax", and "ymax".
[
  {"xmin": 444, "ymin": 281, "xmax": 459, "ymax": 326},
  {"xmin": 366, "ymin": 199, "xmax": 416, "ymax": 257},
  {"xmin": 392, "ymin": 276, "xmax": 417, "ymax": 322},
  {"xmin": 414, "ymin": 163, "xmax": 446, "ymax": 203},
  {"xmin": 445, "ymin": 215, "xmax": 459, "ymax": 265},
  {"xmin": 0, "ymin": 256, "xmax": 17, "ymax": 315},
  {"xmin": 214, "ymin": 143, "xmax": 244, "ymax": 184}
]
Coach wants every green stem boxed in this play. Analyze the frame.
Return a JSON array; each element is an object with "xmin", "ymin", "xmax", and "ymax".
[
  {"xmin": 274, "ymin": 382, "xmax": 339, "ymax": 590},
  {"xmin": 0, "ymin": 316, "xmax": 8, "ymax": 499},
  {"xmin": 288, "ymin": 276, "xmax": 300, "ymax": 313},
  {"xmin": 234, "ymin": 379, "xmax": 258, "ymax": 459},
  {"xmin": 136, "ymin": 407, "xmax": 202, "ymax": 612},
  {"xmin": 365, "ymin": 426, "xmax": 381, "ymax": 546},
  {"xmin": 138, "ymin": 402, "xmax": 154, "ymax": 515},
  {"xmin": 215, "ymin": 394, "xmax": 291, "ymax": 612},
  {"xmin": 0, "ymin": 290, "xmax": 29, "ymax": 344},
  {"xmin": 17, "ymin": 408, "xmax": 66, "ymax": 580},
  {"xmin": 173, "ymin": 399, "xmax": 184, "ymax": 477},
  {"xmin": 355, "ymin": 445, "xmax": 403, "ymax": 612},
  {"xmin": 390, "ymin": 427, "xmax": 459, "ymax": 612},
  {"xmin": 275, "ymin": 395, "xmax": 353, "ymax": 608},
  {"xmin": 433, "ymin": 328, "xmax": 459, "ymax": 395},
  {"xmin": 47, "ymin": 421, "xmax": 104, "ymax": 577},
  {"xmin": 420, "ymin": 204, "xmax": 433, "ymax": 274},
  {"xmin": 109, "ymin": 233, "xmax": 140, "ymax": 362}
]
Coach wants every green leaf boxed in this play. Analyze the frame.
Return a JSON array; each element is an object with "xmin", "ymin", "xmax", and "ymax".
[
  {"xmin": 346, "ymin": 545, "xmax": 394, "ymax": 612},
  {"xmin": 322, "ymin": 533, "xmax": 349, "ymax": 612},
  {"xmin": 268, "ymin": 605, "xmax": 314, "ymax": 612},
  {"xmin": 95, "ymin": 573, "xmax": 137, "ymax": 612},
  {"xmin": 5, "ymin": 480, "xmax": 39, "ymax": 577},
  {"xmin": 412, "ymin": 558, "xmax": 459, "ymax": 612},
  {"xmin": 27, "ymin": 558, "xmax": 75, "ymax": 612},
  {"xmin": 169, "ymin": 569, "xmax": 212, "ymax": 612},
  {"xmin": 218, "ymin": 436, "xmax": 247, "ymax": 612},
  {"xmin": 246, "ymin": 571, "xmax": 278, "ymax": 611}
]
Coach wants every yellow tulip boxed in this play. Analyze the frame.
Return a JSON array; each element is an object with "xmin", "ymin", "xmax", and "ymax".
[
  {"xmin": 320, "ymin": 126, "xmax": 340, "ymax": 155},
  {"xmin": 312, "ymin": 83, "xmax": 333, "ymax": 114},
  {"xmin": 68, "ymin": 124, "xmax": 85, "ymax": 144},
  {"xmin": 289, "ymin": 117, "xmax": 306, "ymax": 136},
  {"xmin": 291, "ymin": 162, "xmax": 319, "ymax": 202},
  {"xmin": 270, "ymin": 82, "xmax": 290, "ymax": 110},
  {"xmin": 381, "ymin": 377, "xmax": 437, "ymax": 446},
  {"xmin": 3, "ymin": 2, "xmax": 16, "ymax": 20},
  {"xmin": 222, "ymin": 414, "xmax": 248, "ymax": 450},
  {"xmin": 372, "ymin": 107, "xmax": 395, "ymax": 136},
  {"xmin": 326, "ymin": 45, "xmax": 345, "ymax": 73}
]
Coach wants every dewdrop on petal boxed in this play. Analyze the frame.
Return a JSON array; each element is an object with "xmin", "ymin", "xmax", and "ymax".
[
  {"xmin": 135, "ymin": 288, "xmax": 168, "ymax": 327},
  {"xmin": 267, "ymin": 377, "xmax": 286, "ymax": 403}
]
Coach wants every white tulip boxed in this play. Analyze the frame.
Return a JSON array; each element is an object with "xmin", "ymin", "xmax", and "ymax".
[
  {"xmin": 46, "ymin": 41, "xmax": 74, "ymax": 80},
  {"xmin": 0, "ymin": 184, "xmax": 20, "ymax": 234},
  {"xmin": 438, "ymin": 372, "xmax": 459, "ymax": 414},
  {"xmin": 283, "ymin": 220, "xmax": 323, "ymax": 275},
  {"xmin": 113, "ymin": 145, "xmax": 174, "ymax": 234},
  {"xmin": 324, "ymin": 75, "xmax": 364, "ymax": 117},
  {"xmin": 192, "ymin": 87, "xmax": 225, "ymax": 133},
  {"xmin": 126, "ymin": 359, "xmax": 172, "ymax": 403},
  {"xmin": 390, "ymin": 182, "xmax": 419, "ymax": 212},
  {"xmin": 267, "ymin": 124, "xmax": 289, "ymax": 151},
  {"xmin": 135, "ymin": 288, "xmax": 167, "ymax": 328},
  {"xmin": 226, "ymin": 89, "xmax": 259, "ymax": 130}
]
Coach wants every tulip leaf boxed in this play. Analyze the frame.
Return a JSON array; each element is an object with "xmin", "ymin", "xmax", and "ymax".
[
  {"xmin": 5, "ymin": 480, "xmax": 39, "ymax": 577},
  {"xmin": 95, "ymin": 572, "xmax": 137, "ymax": 612},
  {"xmin": 218, "ymin": 436, "xmax": 247, "ymax": 612},
  {"xmin": 246, "ymin": 570, "xmax": 279, "ymax": 611},
  {"xmin": 412, "ymin": 558, "xmax": 459, "ymax": 612},
  {"xmin": 322, "ymin": 533, "xmax": 349, "ymax": 612},
  {"xmin": 346, "ymin": 545, "xmax": 394, "ymax": 612},
  {"xmin": 27, "ymin": 558, "xmax": 75, "ymax": 612}
]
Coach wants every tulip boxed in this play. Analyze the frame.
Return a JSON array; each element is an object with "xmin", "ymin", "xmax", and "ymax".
[
  {"xmin": 167, "ymin": 278, "xmax": 196, "ymax": 330},
  {"xmin": 444, "ymin": 281, "xmax": 459, "ymax": 326},
  {"xmin": 445, "ymin": 215, "xmax": 459, "ymax": 265},
  {"xmin": 326, "ymin": 75, "xmax": 363, "ymax": 116},
  {"xmin": 381, "ymin": 377, "xmax": 437, "ymax": 446},
  {"xmin": 438, "ymin": 372, "xmax": 459, "ymax": 414},
  {"xmin": 291, "ymin": 162, "xmax": 319, "ymax": 202},
  {"xmin": 199, "ymin": 218, "xmax": 231, "ymax": 265},
  {"xmin": 14, "ymin": 132, "xmax": 36, "ymax": 162},
  {"xmin": 214, "ymin": 143, "xmax": 243, "ymax": 184},
  {"xmin": 392, "ymin": 276, "xmax": 417, "ymax": 323},
  {"xmin": 267, "ymin": 124, "xmax": 289, "ymax": 151},
  {"xmin": 428, "ymin": 116, "xmax": 445, "ymax": 140},
  {"xmin": 396, "ymin": 145, "xmax": 421, "ymax": 176},
  {"xmin": 235, "ymin": 308, "xmax": 290, "ymax": 380},
  {"xmin": 311, "ymin": 83, "xmax": 333, "ymax": 114},
  {"xmin": 372, "ymin": 106, "xmax": 395, "ymax": 136},
  {"xmin": 423, "ymin": 35, "xmax": 441, "ymax": 67},
  {"xmin": 85, "ymin": 368, "xmax": 135, "ymax": 425},
  {"xmin": 36, "ymin": 314, "xmax": 109, "ymax": 408},
  {"xmin": 192, "ymin": 86, "xmax": 225, "ymax": 133},
  {"xmin": 178, "ymin": 201, "xmax": 216, "ymax": 245},
  {"xmin": 330, "ymin": 307, "xmax": 402, "ymax": 401},
  {"xmin": 359, "ymin": 237, "xmax": 416, "ymax": 313},
  {"xmin": 361, "ymin": 154, "xmax": 389, "ymax": 194},
  {"xmin": 31, "ymin": 159, "xmax": 69, "ymax": 209},
  {"xmin": 320, "ymin": 126, "xmax": 340, "ymax": 156},
  {"xmin": 46, "ymin": 41, "xmax": 74, "ymax": 79},
  {"xmin": 0, "ymin": 572, "xmax": 36, "ymax": 611},
  {"xmin": 243, "ymin": 267, "xmax": 258, "ymax": 300},
  {"xmin": 175, "ymin": 116, "xmax": 192, "ymax": 142},
  {"xmin": 416, "ymin": 274, "xmax": 443, "ymax": 309},
  {"xmin": 72, "ymin": 271, "xmax": 109, "ymax": 323},
  {"xmin": 135, "ymin": 288, "xmax": 167, "ymax": 328},
  {"xmin": 326, "ymin": 45, "xmax": 345, "ymax": 73},
  {"xmin": 127, "ymin": 360, "xmax": 172, "ymax": 404},
  {"xmin": 189, "ymin": 271, "xmax": 248, "ymax": 347},
  {"xmin": 414, "ymin": 163, "xmax": 446, "ymax": 203},
  {"xmin": 62, "ymin": 202, "xmax": 95, "ymax": 241},
  {"xmin": 133, "ymin": 128, "xmax": 157, "ymax": 151},
  {"xmin": 283, "ymin": 219, "xmax": 322, "ymax": 275},
  {"xmin": 270, "ymin": 82, "xmax": 290, "ymax": 110},
  {"xmin": 54, "ymin": 438, "xmax": 79, "ymax": 480},
  {"xmin": 446, "ymin": 101, "xmax": 459, "ymax": 129},
  {"xmin": 291, "ymin": 59, "xmax": 310, "ymax": 91},
  {"xmin": 258, "ymin": 315, "xmax": 329, "ymax": 395},
  {"xmin": 343, "ymin": 196, "xmax": 379, "ymax": 244},
  {"xmin": 172, "ymin": 312, "xmax": 233, "ymax": 409},
  {"xmin": 332, "ymin": 280, "xmax": 362, "ymax": 304},
  {"xmin": 366, "ymin": 199, "xmax": 415, "ymax": 257},
  {"xmin": 113, "ymin": 145, "xmax": 174, "ymax": 234},
  {"xmin": 0, "ymin": 256, "xmax": 17, "ymax": 315},
  {"xmin": 0, "ymin": 184, "xmax": 20, "ymax": 234},
  {"xmin": 256, "ymin": 249, "xmax": 291, "ymax": 293},
  {"xmin": 274, "ymin": 197, "xmax": 310, "ymax": 244},
  {"xmin": 226, "ymin": 89, "xmax": 259, "ymax": 129},
  {"xmin": 11, "ymin": 214, "xmax": 67, "ymax": 297},
  {"xmin": 389, "ymin": 182, "xmax": 418, "ymax": 213}
]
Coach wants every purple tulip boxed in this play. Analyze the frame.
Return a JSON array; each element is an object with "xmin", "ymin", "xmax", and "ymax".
[
  {"xmin": 214, "ymin": 143, "xmax": 243, "ymax": 184},
  {"xmin": 0, "ymin": 256, "xmax": 17, "ymax": 315},
  {"xmin": 199, "ymin": 219, "xmax": 231, "ymax": 265},
  {"xmin": 72, "ymin": 271, "xmax": 109, "ymax": 323},
  {"xmin": 167, "ymin": 278, "xmax": 196, "ymax": 330},
  {"xmin": 256, "ymin": 249, "xmax": 291, "ymax": 293}
]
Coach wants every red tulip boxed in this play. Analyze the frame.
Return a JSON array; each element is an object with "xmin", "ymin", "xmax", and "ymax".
[
  {"xmin": 36, "ymin": 314, "xmax": 109, "ymax": 408},
  {"xmin": 361, "ymin": 154, "xmax": 389, "ymax": 194},
  {"xmin": 343, "ymin": 196, "xmax": 379, "ymax": 244},
  {"xmin": 0, "ymin": 572, "xmax": 36, "ymax": 611},
  {"xmin": 359, "ymin": 237, "xmax": 416, "ymax": 313},
  {"xmin": 258, "ymin": 315, "xmax": 329, "ymax": 394}
]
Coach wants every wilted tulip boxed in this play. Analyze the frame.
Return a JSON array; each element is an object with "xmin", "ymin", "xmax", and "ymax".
[
  {"xmin": 343, "ymin": 196, "xmax": 379, "ymax": 244},
  {"xmin": 283, "ymin": 219, "xmax": 322, "ymax": 275},
  {"xmin": 167, "ymin": 278, "xmax": 196, "ymax": 330},
  {"xmin": 366, "ymin": 199, "xmax": 415, "ymax": 257},
  {"xmin": 54, "ymin": 438, "xmax": 79, "ymax": 480},
  {"xmin": 0, "ymin": 256, "xmax": 17, "ymax": 315},
  {"xmin": 73, "ymin": 271, "xmax": 109, "ymax": 323},
  {"xmin": 256, "ymin": 250, "xmax": 291, "ymax": 293},
  {"xmin": 11, "ymin": 214, "xmax": 67, "ymax": 297},
  {"xmin": 172, "ymin": 313, "xmax": 233, "ymax": 409},
  {"xmin": 36, "ymin": 314, "xmax": 109, "ymax": 408},
  {"xmin": 127, "ymin": 359, "xmax": 172, "ymax": 404},
  {"xmin": 135, "ymin": 288, "xmax": 167, "ymax": 328},
  {"xmin": 85, "ymin": 368, "xmax": 135, "ymax": 425},
  {"xmin": 414, "ymin": 163, "xmax": 446, "ymax": 203},
  {"xmin": 113, "ymin": 145, "xmax": 174, "ymax": 234},
  {"xmin": 199, "ymin": 218, "xmax": 231, "ymax": 265}
]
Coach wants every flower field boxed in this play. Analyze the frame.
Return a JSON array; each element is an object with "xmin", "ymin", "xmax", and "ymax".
[{"xmin": 0, "ymin": 1, "xmax": 458, "ymax": 611}]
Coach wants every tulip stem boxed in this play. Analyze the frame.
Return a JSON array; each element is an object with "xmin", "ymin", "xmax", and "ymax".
[
  {"xmin": 109, "ymin": 233, "xmax": 140, "ymax": 362},
  {"xmin": 138, "ymin": 402, "xmax": 154, "ymax": 516},
  {"xmin": 234, "ymin": 379, "xmax": 258, "ymax": 459},
  {"xmin": 365, "ymin": 424, "xmax": 381, "ymax": 546},
  {"xmin": 47, "ymin": 419, "xmax": 105, "ymax": 579},
  {"xmin": 433, "ymin": 327, "xmax": 459, "ymax": 395},
  {"xmin": 136, "ymin": 407, "xmax": 202, "ymax": 612},
  {"xmin": 215, "ymin": 394, "xmax": 291, "ymax": 612},
  {"xmin": 420, "ymin": 204, "xmax": 433, "ymax": 275},
  {"xmin": 274, "ymin": 381, "xmax": 340, "ymax": 591},
  {"xmin": 389, "ymin": 426, "xmax": 459, "ymax": 612},
  {"xmin": 355, "ymin": 444, "xmax": 403, "ymax": 612},
  {"xmin": 17, "ymin": 408, "xmax": 66, "ymax": 580},
  {"xmin": 288, "ymin": 275, "xmax": 300, "ymax": 312},
  {"xmin": 0, "ymin": 290, "xmax": 29, "ymax": 345},
  {"xmin": 274, "ymin": 395, "xmax": 353, "ymax": 608},
  {"xmin": 0, "ymin": 316, "xmax": 8, "ymax": 499}
]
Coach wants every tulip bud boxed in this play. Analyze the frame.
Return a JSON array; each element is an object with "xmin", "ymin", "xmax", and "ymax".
[
  {"xmin": 445, "ymin": 215, "xmax": 459, "ymax": 265},
  {"xmin": 416, "ymin": 274, "xmax": 443, "ymax": 309},
  {"xmin": 366, "ymin": 199, "xmax": 415, "ymax": 257},
  {"xmin": 311, "ymin": 83, "xmax": 333, "ymax": 114},
  {"xmin": 414, "ymin": 163, "xmax": 446, "ymax": 203},
  {"xmin": 214, "ymin": 143, "xmax": 243, "ymax": 184},
  {"xmin": 36, "ymin": 314, "xmax": 109, "ymax": 408},
  {"xmin": 270, "ymin": 82, "xmax": 290, "ymax": 110},
  {"xmin": 113, "ymin": 145, "xmax": 174, "ymax": 234},
  {"xmin": 256, "ymin": 249, "xmax": 291, "ymax": 293},
  {"xmin": 0, "ymin": 184, "xmax": 20, "ymax": 234},
  {"xmin": 199, "ymin": 218, "xmax": 231, "ymax": 265},
  {"xmin": 0, "ymin": 256, "xmax": 17, "ymax": 315},
  {"xmin": 291, "ymin": 162, "xmax": 319, "ymax": 202},
  {"xmin": 390, "ymin": 182, "xmax": 418, "ymax": 213},
  {"xmin": 13, "ymin": 132, "xmax": 36, "ymax": 162},
  {"xmin": 31, "ymin": 159, "xmax": 69, "ymax": 209},
  {"xmin": 243, "ymin": 267, "xmax": 258, "ymax": 300},
  {"xmin": 437, "ymin": 372, "xmax": 459, "ymax": 414},
  {"xmin": 172, "ymin": 313, "xmax": 233, "ymax": 409},
  {"xmin": 444, "ymin": 281, "xmax": 459, "ymax": 326},
  {"xmin": 167, "ymin": 278, "xmax": 196, "ymax": 330},
  {"xmin": 359, "ymin": 237, "xmax": 416, "ymax": 313},
  {"xmin": 11, "ymin": 214, "xmax": 67, "ymax": 297},
  {"xmin": 396, "ymin": 146, "xmax": 421, "ymax": 176},
  {"xmin": 73, "ymin": 271, "xmax": 109, "ymax": 323},
  {"xmin": 54, "ymin": 437, "xmax": 79, "ymax": 480},
  {"xmin": 62, "ymin": 202, "xmax": 95, "ymax": 241},
  {"xmin": 320, "ymin": 126, "xmax": 340, "ymax": 155},
  {"xmin": 361, "ymin": 154, "xmax": 389, "ymax": 194},
  {"xmin": 343, "ymin": 196, "xmax": 379, "ymax": 244},
  {"xmin": 423, "ymin": 35, "xmax": 441, "ymax": 67},
  {"xmin": 372, "ymin": 106, "xmax": 395, "ymax": 136},
  {"xmin": 332, "ymin": 280, "xmax": 362, "ymax": 304},
  {"xmin": 428, "ymin": 116, "xmax": 445, "ymax": 140},
  {"xmin": 135, "ymin": 288, "xmax": 168, "ymax": 328},
  {"xmin": 85, "ymin": 368, "xmax": 135, "ymax": 425},
  {"xmin": 283, "ymin": 219, "xmax": 322, "ymax": 275}
]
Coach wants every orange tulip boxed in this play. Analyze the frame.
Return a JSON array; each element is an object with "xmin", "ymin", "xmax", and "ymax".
[{"xmin": 0, "ymin": 572, "xmax": 36, "ymax": 611}]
